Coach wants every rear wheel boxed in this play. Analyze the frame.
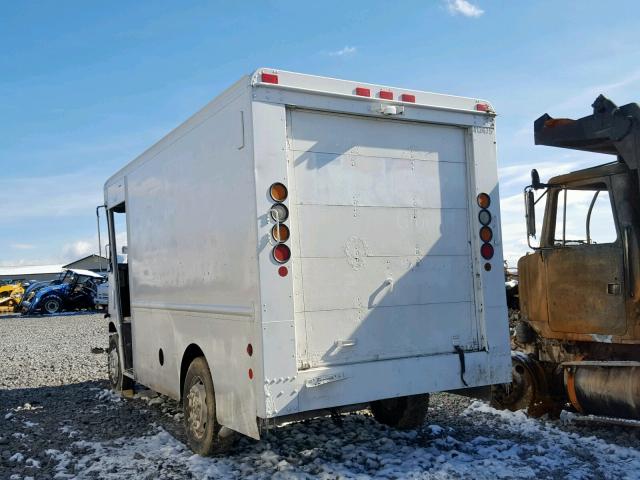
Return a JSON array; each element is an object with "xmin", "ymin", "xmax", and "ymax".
[
  {"xmin": 370, "ymin": 394, "xmax": 430, "ymax": 430},
  {"xmin": 183, "ymin": 357, "xmax": 233, "ymax": 455},
  {"xmin": 108, "ymin": 334, "xmax": 133, "ymax": 391},
  {"xmin": 42, "ymin": 296, "xmax": 62, "ymax": 314},
  {"xmin": 491, "ymin": 357, "xmax": 536, "ymax": 412}
]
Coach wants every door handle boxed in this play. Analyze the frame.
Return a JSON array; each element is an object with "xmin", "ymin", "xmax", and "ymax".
[
  {"xmin": 607, "ymin": 283, "xmax": 621, "ymax": 295},
  {"xmin": 623, "ymin": 226, "xmax": 634, "ymax": 297}
]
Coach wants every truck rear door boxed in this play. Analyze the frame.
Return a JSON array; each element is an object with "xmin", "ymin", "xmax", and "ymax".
[{"xmin": 287, "ymin": 109, "xmax": 478, "ymax": 368}]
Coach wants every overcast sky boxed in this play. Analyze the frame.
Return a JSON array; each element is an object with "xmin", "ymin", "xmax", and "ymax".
[{"xmin": 1, "ymin": 0, "xmax": 640, "ymax": 267}]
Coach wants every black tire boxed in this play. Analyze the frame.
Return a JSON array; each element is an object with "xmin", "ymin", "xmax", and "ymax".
[
  {"xmin": 370, "ymin": 394, "xmax": 430, "ymax": 430},
  {"xmin": 490, "ymin": 360, "xmax": 535, "ymax": 412},
  {"xmin": 42, "ymin": 295, "xmax": 63, "ymax": 314},
  {"xmin": 108, "ymin": 334, "xmax": 133, "ymax": 391},
  {"xmin": 183, "ymin": 357, "xmax": 233, "ymax": 455}
]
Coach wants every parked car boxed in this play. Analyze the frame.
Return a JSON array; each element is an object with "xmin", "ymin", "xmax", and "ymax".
[{"xmin": 21, "ymin": 269, "xmax": 105, "ymax": 315}]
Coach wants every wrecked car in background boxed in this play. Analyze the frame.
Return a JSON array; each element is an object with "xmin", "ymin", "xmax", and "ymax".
[{"xmin": 21, "ymin": 269, "xmax": 105, "ymax": 315}]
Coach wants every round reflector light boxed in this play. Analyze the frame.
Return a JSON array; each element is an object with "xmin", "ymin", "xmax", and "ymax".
[
  {"xmin": 479, "ymin": 226, "xmax": 493, "ymax": 243},
  {"xmin": 477, "ymin": 193, "xmax": 491, "ymax": 208},
  {"xmin": 270, "ymin": 183, "xmax": 288, "ymax": 202},
  {"xmin": 478, "ymin": 209, "xmax": 492, "ymax": 226},
  {"xmin": 271, "ymin": 224, "xmax": 290, "ymax": 243},
  {"xmin": 484, "ymin": 262, "xmax": 492, "ymax": 271},
  {"xmin": 272, "ymin": 244, "xmax": 291, "ymax": 263},
  {"xmin": 278, "ymin": 266, "xmax": 288, "ymax": 277},
  {"xmin": 481, "ymin": 243, "xmax": 494, "ymax": 260},
  {"xmin": 270, "ymin": 203, "xmax": 289, "ymax": 222}
]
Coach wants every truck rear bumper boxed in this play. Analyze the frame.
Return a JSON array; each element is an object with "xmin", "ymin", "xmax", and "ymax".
[{"xmin": 261, "ymin": 348, "xmax": 511, "ymax": 419}]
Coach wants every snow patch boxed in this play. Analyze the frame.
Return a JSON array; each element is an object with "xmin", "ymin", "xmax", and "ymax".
[
  {"xmin": 42, "ymin": 407, "xmax": 640, "ymax": 479},
  {"xmin": 96, "ymin": 389, "xmax": 121, "ymax": 403},
  {"xmin": 9, "ymin": 452, "xmax": 24, "ymax": 462}
]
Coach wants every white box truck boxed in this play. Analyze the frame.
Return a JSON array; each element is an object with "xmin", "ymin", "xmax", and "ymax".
[{"xmin": 104, "ymin": 68, "xmax": 511, "ymax": 454}]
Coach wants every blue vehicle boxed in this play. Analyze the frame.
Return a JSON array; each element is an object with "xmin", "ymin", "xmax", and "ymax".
[
  {"xmin": 21, "ymin": 269, "xmax": 105, "ymax": 315},
  {"xmin": 18, "ymin": 278, "xmax": 61, "ymax": 308}
]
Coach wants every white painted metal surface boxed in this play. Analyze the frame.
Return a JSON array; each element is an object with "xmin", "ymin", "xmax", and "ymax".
[
  {"xmin": 104, "ymin": 68, "xmax": 510, "ymax": 440},
  {"xmin": 288, "ymin": 109, "xmax": 475, "ymax": 368}
]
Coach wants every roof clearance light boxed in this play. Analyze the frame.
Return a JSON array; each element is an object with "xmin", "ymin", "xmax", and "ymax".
[
  {"xmin": 477, "ymin": 193, "xmax": 491, "ymax": 208},
  {"xmin": 475, "ymin": 103, "xmax": 490, "ymax": 112},
  {"xmin": 261, "ymin": 73, "xmax": 279, "ymax": 84},
  {"xmin": 401, "ymin": 94, "xmax": 415, "ymax": 103},
  {"xmin": 379, "ymin": 90, "xmax": 393, "ymax": 100},
  {"xmin": 269, "ymin": 183, "xmax": 288, "ymax": 202},
  {"xmin": 481, "ymin": 243, "xmax": 494, "ymax": 260},
  {"xmin": 355, "ymin": 87, "xmax": 371, "ymax": 97},
  {"xmin": 273, "ymin": 244, "xmax": 291, "ymax": 263}
]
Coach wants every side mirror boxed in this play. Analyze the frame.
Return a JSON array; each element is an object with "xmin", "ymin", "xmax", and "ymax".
[
  {"xmin": 531, "ymin": 169, "xmax": 542, "ymax": 190},
  {"xmin": 525, "ymin": 189, "xmax": 536, "ymax": 238}
]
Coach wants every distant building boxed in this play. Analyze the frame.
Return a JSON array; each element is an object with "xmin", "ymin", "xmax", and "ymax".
[
  {"xmin": 63, "ymin": 254, "xmax": 109, "ymax": 273},
  {"xmin": 0, "ymin": 255, "xmax": 109, "ymax": 283},
  {"xmin": 0, "ymin": 264, "xmax": 64, "ymax": 282}
]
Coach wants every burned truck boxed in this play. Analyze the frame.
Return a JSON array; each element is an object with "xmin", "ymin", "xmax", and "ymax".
[{"xmin": 493, "ymin": 95, "xmax": 640, "ymax": 420}]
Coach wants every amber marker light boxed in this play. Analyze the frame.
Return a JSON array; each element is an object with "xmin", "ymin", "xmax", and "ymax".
[
  {"xmin": 479, "ymin": 226, "xmax": 493, "ymax": 243},
  {"xmin": 270, "ymin": 183, "xmax": 288, "ymax": 202},
  {"xmin": 477, "ymin": 193, "xmax": 491, "ymax": 208},
  {"xmin": 271, "ymin": 224, "xmax": 290, "ymax": 243}
]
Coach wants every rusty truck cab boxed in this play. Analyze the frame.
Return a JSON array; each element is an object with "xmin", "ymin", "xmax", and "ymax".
[
  {"xmin": 519, "ymin": 161, "xmax": 640, "ymax": 351},
  {"xmin": 495, "ymin": 95, "xmax": 640, "ymax": 420}
]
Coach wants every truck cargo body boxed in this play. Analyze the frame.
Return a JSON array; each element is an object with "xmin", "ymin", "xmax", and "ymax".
[{"xmin": 104, "ymin": 68, "xmax": 510, "ymax": 440}]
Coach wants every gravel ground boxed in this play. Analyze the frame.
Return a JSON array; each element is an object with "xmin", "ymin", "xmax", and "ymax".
[{"xmin": 0, "ymin": 313, "xmax": 638, "ymax": 479}]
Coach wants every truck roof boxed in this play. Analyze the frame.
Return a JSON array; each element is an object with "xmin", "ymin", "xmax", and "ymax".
[
  {"xmin": 105, "ymin": 68, "xmax": 494, "ymax": 190},
  {"xmin": 548, "ymin": 161, "xmax": 627, "ymax": 186}
]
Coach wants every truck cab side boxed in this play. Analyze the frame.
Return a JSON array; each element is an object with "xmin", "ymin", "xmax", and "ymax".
[
  {"xmin": 500, "ymin": 96, "xmax": 640, "ymax": 420},
  {"xmin": 520, "ymin": 161, "xmax": 640, "ymax": 346}
]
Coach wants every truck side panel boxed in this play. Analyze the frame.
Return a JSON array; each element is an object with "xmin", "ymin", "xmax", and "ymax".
[{"xmin": 123, "ymin": 86, "xmax": 261, "ymax": 438}]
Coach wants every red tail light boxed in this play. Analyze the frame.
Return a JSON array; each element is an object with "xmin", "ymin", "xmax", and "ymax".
[
  {"xmin": 379, "ymin": 90, "xmax": 393, "ymax": 100},
  {"xmin": 481, "ymin": 243, "xmax": 494, "ymax": 260},
  {"xmin": 273, "ymin": 244, "xmax": 291, "ymax": 263},
  {"xmin": 355, "ymin": 87, "xmax": 371, "ymax": 97},
  {"xmin": 401, "ymin": 94, "xmax": 415, "ymax": 103}
]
